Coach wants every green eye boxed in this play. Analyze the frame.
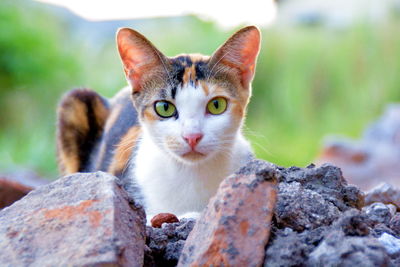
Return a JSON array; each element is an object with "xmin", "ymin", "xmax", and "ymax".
[
  {"xmin": 207, "ymin": 97, "xmax": 227, "ymax": 115},
  {"xmin": 155, "ymin": 101, "xmax": 177, "ymax": 118}
]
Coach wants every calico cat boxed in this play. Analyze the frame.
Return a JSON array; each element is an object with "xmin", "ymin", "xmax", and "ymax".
[{"xmin": 57, "ymin": 26, "xmax": 261, "ymax": 219}]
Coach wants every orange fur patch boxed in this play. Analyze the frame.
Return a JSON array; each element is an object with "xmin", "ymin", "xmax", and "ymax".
[
  {"xmin": 143, "ymin": 107, "xmax": 158, "ymax": 122},
  {"xmin": 200, "ymin": 81, "xmax": 210, "ymax": 96},
  {"xmin": 108, "ymin": 126, "xmax": 141, "ymax": 176},
  {"xmin": 230, "ymin": 99, "xmax": 245, "ymax": 119}
]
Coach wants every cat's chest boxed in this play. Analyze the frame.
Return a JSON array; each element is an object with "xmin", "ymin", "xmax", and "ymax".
[{"xmin": 132, "ymin": 137, "xmax": 233, "ymax": 216}]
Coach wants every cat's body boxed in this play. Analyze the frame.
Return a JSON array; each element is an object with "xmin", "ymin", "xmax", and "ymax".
[{"xmin": 57, "ymin": 26, "xmax": 261, "ymax": 219}]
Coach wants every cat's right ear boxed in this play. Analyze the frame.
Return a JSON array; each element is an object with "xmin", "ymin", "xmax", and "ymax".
[{"xmin": 117, "ymin": 28, "xmax": 167, "ymax": 93}]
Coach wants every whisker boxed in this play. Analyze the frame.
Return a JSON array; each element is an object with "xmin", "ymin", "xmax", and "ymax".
[{"xmin": 207, "ymin": 48, "xmax": 233, "ymax": 81}]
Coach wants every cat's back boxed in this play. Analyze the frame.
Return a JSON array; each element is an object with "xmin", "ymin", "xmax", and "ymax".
[
  {"xmin": 90, "ymin": 86, "xmax": 140, "ymax": 174},
  {"xmin": 57, "ymin": 86, "xmax": 140, "ymax": 176}
]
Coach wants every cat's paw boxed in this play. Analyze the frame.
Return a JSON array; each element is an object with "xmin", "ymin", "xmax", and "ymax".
[{"xmin": 178, "ymin": 211, "xmax": 201, "ymax": 220}]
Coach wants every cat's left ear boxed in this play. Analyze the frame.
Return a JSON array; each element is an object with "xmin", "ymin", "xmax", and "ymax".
[
  {"xmin": 209, "ymin": 26, "xmax": 261, "ymax": 89},
  {"xmin": 117, "ymin": 28, "xmax": 168, "ymax": 93}
]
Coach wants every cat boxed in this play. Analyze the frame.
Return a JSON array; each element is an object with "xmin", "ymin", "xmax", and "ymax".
[{"xmin": 56, "ymin": 26, "xmax": 261, "ymax": 220}]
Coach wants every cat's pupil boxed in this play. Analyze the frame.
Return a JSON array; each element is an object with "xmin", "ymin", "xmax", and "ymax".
[
  {"xmin": 163, "ymin": 103, "xmax": 169, "ymax": 111},
  {"xmin": 213, "ymin": 100, "xmax": 219, "ymax": 109}
]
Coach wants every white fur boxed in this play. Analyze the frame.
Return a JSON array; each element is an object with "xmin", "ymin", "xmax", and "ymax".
[{"xmin": 130, "ymin": 83, "xmax": 252, "ymax": 219}]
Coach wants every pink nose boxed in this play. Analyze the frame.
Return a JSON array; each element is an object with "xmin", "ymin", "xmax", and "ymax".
[{"xmin": 183, "ymin": 133, "xmax": 203, "ymax": 150}]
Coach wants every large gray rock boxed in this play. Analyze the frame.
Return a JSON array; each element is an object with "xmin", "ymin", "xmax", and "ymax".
[
  {"xmin": 0, "ymin": 172, "xmax": 146, "ymax": 267},
  {"xmin": 145, "ymin": 218, "xmax": 196, "ymax": 267},
  {"xmin": 274, "ymin": 164, "xmax": 364, "ymax": 231},
  {"xmin": 308, "ymin": 230, "xmax": 392, "ymax": 267}
]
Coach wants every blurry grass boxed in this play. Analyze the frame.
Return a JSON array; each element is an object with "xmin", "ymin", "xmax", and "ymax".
[
  {"xmin": 247, "ymin": 22, "xmax": 400, "ymax": 166},
  {"xmin": 1, "ymin": 1, "xmax": 400, "ymax": 177}
]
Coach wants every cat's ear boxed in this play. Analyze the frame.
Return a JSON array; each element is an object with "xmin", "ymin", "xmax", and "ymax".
[
  {"xmin": 209, "ymin": 26, "xmax": 261, "ymax": 88},
  {"xmin": 117, "ymin": 28, "xmax": 168, "ymax": 93}
]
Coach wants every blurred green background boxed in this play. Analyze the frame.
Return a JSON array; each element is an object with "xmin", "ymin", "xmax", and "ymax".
[{"xmin": 1, "ymin": 0, "xmax": 400, "ymax": 178}]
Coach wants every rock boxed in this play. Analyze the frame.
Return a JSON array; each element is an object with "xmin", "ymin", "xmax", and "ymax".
[
  {"xmin": 264, "ymin": 227, "xmax": 326, "ymax": 266},
  {"xmin": 388, "ymin": 204, "xmax": 397, "ymax": 216},
  {"xmin": 0, "ymin": 172, "xmax": 146, "ymax": 267},
  {"xmin": 0, "ymin": 178, "xmax": 32, "ymax": 209},
  {"xmin": 308, "ymin": 230, "xmax": 392, "ymax": 267},
  {"xmin": 378, "ymin": 233, "xmax": 400, "ymax": 257},
  {"xmin": 274, "ymin": 164, "xmax": 364, "ymax": 231},
  {"xmin": 151, "ymin": 213, "xmax": 179, "ymax": 228},
  {"xmin": 390, "ymin": 214, "xmax": 400, "ymax": 236},
  {"xmin": 0, "ymin": 170, "xmax": 49, "ymax": 209},
  {"xmin": 178, "ymin": 159, "xmax": 278, "ymax": 267},
  {"xmin": 363, "ymin": 202, "xmax": 393, "ymax": 224},
  {"xmin": 317, "ymin": 104, "xmax": 400, "ymax": 191},
  {"xmin": 365, "ymin": 183, "xmax": 400, "ymax": 210},
  {"xmin": 371, "ymin": 223, "xmax": 397, "ymax": 238},
  {"xmin": 146, "ymin": 218, "xmax": 196, "ymax": 267},
  {"xmin": 264, "ymin": 199, "xmax": 400, "ymax": 267},
  {"xmin": 275, "ymin": 182, "xmax": 340, "ymax": 231},
  {"xmin": 335, "ymin": 209, "xmax": 371, "ymax": 237},
  {"xmin": 277, "ymin": 164, "xmax": 364, "ymax": 211}
]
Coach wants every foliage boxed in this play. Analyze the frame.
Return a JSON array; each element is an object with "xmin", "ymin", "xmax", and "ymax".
[{"xmin": 0, "ymin": 0, "xmax": 82, "ymax": 175}]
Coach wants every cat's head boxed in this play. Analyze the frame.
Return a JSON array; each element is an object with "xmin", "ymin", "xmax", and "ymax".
[{"xmin": 117, "ymin": 26, "xmax": 260, "ymax": 164}]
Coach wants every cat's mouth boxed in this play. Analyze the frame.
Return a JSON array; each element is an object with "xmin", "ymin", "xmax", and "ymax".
[{"xmin": 181, "ymin": 151, "xmax": 206, "ymax": 161}]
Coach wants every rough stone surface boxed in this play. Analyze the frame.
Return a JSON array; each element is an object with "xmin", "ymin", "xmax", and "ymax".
[
  {"xmin": 308, "ymin": 230, "xmax": 392, "ymax": 267},
  {"xmin": 317, "ymin": 104, "xmax": 400, "ymax": 190},
  {"xmin": 363, "ymin": 202, "xmax": 393, "ymax": 224},
  {"xmin": 264, "ymin": 162, "xmax": 400, "ymax": 267},
  {"xmin": 365, "ymin": 183, "xmax": 400, "ymax": 210},
  {"xmin": 378, "ymin": 233, "xmax": 400, "ymax": 257},
  {"xmin": 0, "ymin": 178, "xmax": 32, "ymax": 209},
  {"xmin": 145, "ymin": 218, "xmax": 196, "ymax": 267},
  {"xmin": 0, "ymin": 172, "xmax": 146, "ymax": 267},
  {"xmin": 276, "ymin": 182, "xmax": 340, "ymax": 231},
  {"xmin": 265, "ymin": 227, "xmax": 327, "ymax": 267},
  {"xmin": 178, "ymin": 159, "xmax": 278, "ymax": 266},
  {"xmin": 390, "ymin": 214, "xmax": 400, "ymax": 236},
  {"xmin": 274, "ymin": 164, "xmax": 364, "ymax": 231},
  {"xmin": 266, "ymin": 208, "xmax": 400, "ymax": 266}
]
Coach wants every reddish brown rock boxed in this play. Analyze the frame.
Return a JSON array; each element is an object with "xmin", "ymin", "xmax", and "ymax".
[
  {"xmin": 0, "ymin": 172, "xmax": 146, "ymax": 267},
  {"xmin": 0, "ymin": 170, "xmax": 49, "ymax": 209},
  {"xmin": 0, "ymin": 178, "xmax": 32, "ymax": 209},
  {"xmin": 151, "ymin": 213, "xmax": 179, "ymax": 228},
  {"xmin": 178, "ymin": 160, "xmax": 278, "ymax": 267}
]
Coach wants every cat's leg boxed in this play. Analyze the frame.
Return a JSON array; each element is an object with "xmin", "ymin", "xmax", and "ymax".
[{"xmin": 57, "ymin": 88, "xmax": 109, "ymax": 174}]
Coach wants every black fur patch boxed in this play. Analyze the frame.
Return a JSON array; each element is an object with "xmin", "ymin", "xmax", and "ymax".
[
  {"xmin": 174, "ymin": 55, "xmax": 193, "ymax": 66},
  {"xmin": 169, "ymin": 55, "xmax": 209, "ymax": 95},
  {"xmin": 195, "ymin": 61, "xmax": 207, "ymax": 81},
  {"xmin": 171, "ymin": 86, "xmax": 177, "ymax": 99},
  {"xmin": 170, "ymin": 60, "xmax": 185, "ymax": 86}
]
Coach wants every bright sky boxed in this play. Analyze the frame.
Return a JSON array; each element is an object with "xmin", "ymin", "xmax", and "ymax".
[{"xmin": 35, "ymin": 0, "xmax": 277, "ymax": 28}]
